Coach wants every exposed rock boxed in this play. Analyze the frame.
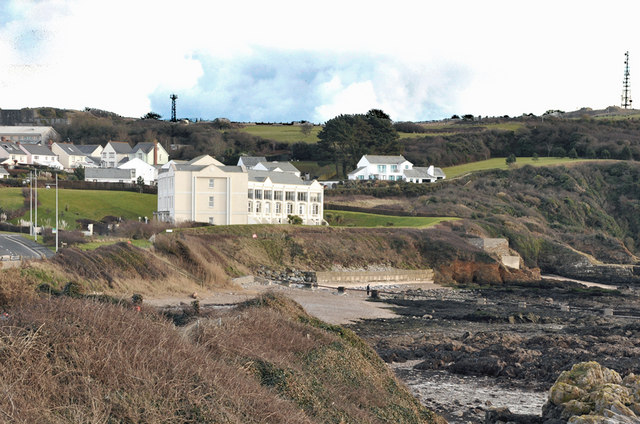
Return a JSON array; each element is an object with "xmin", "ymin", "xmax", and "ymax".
[{"xmin": 543, "ymin": 362, "xmax": 640, "ymax": 423}]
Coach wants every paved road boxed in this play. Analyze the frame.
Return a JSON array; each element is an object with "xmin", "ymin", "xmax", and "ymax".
[{"xmin": 0, "ymin": 234, "xmax": 54, "ymax": 260}]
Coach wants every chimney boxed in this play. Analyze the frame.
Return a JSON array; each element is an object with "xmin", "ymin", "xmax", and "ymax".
[{"xmin": 154, "ymin": 139, "xmax": 158, "ymax": 165}]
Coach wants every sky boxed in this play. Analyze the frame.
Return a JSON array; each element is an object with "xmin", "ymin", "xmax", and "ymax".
[{"xmin": 0, "ymin": 0, "xmax": 638, "ymax": 123}]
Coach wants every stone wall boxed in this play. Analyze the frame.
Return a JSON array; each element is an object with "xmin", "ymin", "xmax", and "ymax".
[{"xmin": 315, "ymin": 269, "xmax": 434, "ymax": 287}]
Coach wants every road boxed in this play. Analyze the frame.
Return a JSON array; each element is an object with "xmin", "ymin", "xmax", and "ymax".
[{"xmin": 0, "ymin": 234, "xmax": 54, "ymax": 260}]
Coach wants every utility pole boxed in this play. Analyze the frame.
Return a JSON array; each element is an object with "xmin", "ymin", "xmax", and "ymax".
[
  {"xmin": 55, "ymin": 173, "xmax": 59, "ymax": 252},
  {"xmin": 29, "ymin": 171, "xmax": 33, "ymax": 236},
  {"xmin": 622, "ymin": 51, "xmax": 632, "ymax": 109},
  {"xmin": 34, "ymin": 170, "xmax": 38, "ymax": 241}
]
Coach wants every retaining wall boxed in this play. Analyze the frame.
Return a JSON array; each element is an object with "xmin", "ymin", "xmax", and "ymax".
[{"xmin": 315, "ymin": 269, "xmax": 433, "ymax": 286}]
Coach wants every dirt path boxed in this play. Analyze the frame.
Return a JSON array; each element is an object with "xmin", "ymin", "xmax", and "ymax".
[{"xmin": 145, "ymin": 280, "xmax": 443, "ymax": 325}]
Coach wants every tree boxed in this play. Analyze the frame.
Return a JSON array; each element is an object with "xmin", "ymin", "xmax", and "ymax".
[
  {"xmin": 73, "ymin": 166, "xmax": 85, "ymax": 181},
  {"xmin": 506, "ymin": 154, "xmax": 517, "ymax": 166},
  {"xmin": 287, "ymin": 215, "xmax": 303, "ymax": 225},
  {"xmin": 142, "ymin": 112, "xmax": 161, "ymax": 120},
  {"xmin": 568, "ymin": 148, "xmax": 578, "ymax": 159},
  {"xmin": 317, "ymin": 109, "xmax": 400, "ymax": 178},
  {"xmin": 300, "ymin": 122, "xmax": 313, "ymax": 136},
  {"xmin": 136, "ymin": 176, "xmax": 145, "ymax": 192}
]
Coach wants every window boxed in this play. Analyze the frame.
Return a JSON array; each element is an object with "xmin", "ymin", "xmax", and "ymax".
[
  {"xmin": 377, "ymin": 164, "xmax": 386, "ymax": 173},
  {"xmin": 34, "ymin": 156, "xmax": 39, "ymax": 160},
  {"xmin": 391, "ymin": 164, "xmax": 398, "ymax": 172},
  {"xmin": 208, "ymin": 217, "xmax": 214, "ymax": 224},
  {"xmin": 264, "ymin": 190, "xmax": 272, "ymax": 200},
  {"xmin": 208, "ymin": 196, "xmax": 214, "ymax": 208},
  {"xmin": 310, "ymin": 193, "xmax": 320, "ymax": 203},
  {"xmin": 297, "ymin": 192, "xmax": 307, "ymax": 202},
  {"xmin": 248, "ymin": 201, "xmax": 252, "ymax": 213},
  {"xmin": 286, "ymin": 203, "xmax": 293, "ymax": 214},
  {"xmin": 274, "ymin": 191, "xmax": 283, "ymax": 201},
  {"xmin": 256, "ymin": 202, "xmax": 261, "ymax": 213},
  {"xmin": 312, "ymin": 204, "xmax": 319, "ymax": 215},
  {"xmin": 275, "ymin": 202, "xmax": 282, "ymax": 214},
  {"xmin": 357, "ymin": 175, "xmax": 364, "ymax": 180},
  {"xmin": 255, "ymin": 189, "xmax": 263, "ymax": 200},
  {"xmin": 298, "ymin": 204, "xmax": 305, "ymax": 215},
  {"xmin": 265, "ymin": 202, "xmax": 270, "ymax": 214},
  {"xmin": 285, "ymin": 191, "xmax": 295, "ymax": 201},
  {"xmin": 405, "ymin": 165, "xmax": 409, "ymax": 169},
  {"xmin": 209, "ymin": 178, "xmax": 214, "ymax": 188},
  {"xmin": 248, "ymin": 189, "xmax": 254, "ymax": 199}
]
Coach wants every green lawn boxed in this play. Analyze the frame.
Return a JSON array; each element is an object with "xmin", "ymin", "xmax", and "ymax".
[
  {"xmin": 0, "ymin": 187, "xmax": 26, "ymax": 211},
  {"xmin": 324, "ymin": 210, "xmax": 458, "ymax": 228},
  {"xmin": 0, "ymin": 188, "xmax": 157, "ymax": 229},
  {"xmin": 237, "ymin": 124, "xmax": 321, "ymax": 144},
  {"xmin": 442, "ymin": 157, "xmax": 598, "ymax": 179}
]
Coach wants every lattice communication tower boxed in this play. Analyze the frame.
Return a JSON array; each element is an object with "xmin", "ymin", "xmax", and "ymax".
[
  {"xmin": 622, "ymin": 52, "xmax": 632, "ymax": 109},
  {"xmin": 170, "ymin": 94, "xmax": 178, "ymax": 122}
]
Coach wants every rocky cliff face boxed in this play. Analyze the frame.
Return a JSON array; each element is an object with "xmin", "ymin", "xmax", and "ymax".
[
  {"xmin": 543, "ymin": 361, "xmax": 640, "ymax": 423},
  {"xmin": 437, "ymin": 259, "xmax": 540, "ymax": 285}
]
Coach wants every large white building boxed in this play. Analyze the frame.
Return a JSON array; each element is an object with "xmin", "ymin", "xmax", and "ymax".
[
  {"xmin": 157, "ymin": 155, "xmax": 324, "ymax": 226},
  {"xmin": 348, "ymin": 155, "xmax": 445, "ymax": 183}
]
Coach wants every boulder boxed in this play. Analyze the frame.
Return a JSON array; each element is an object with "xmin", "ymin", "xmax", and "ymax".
[{"xmin": 543, "ymin": 362, "xmax": 640, "ymax": 423}]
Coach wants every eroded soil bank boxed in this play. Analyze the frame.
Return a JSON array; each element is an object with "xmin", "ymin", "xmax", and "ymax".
[{"xmin": 347, "ymin": 280, "xmax": 640, "ymax": 423}]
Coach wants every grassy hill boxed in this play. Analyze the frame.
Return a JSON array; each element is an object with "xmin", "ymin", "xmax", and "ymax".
[{"xmin": 0, "ymin": 188, "xmax": 156, "ymax": 229}]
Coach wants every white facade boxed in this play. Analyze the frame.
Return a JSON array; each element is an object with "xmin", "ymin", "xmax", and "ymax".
[
  {"xmin": 129, "ymin": 141, "xmax": 169, "ymax": 166},
  {"xmin": 247, "ymin": 170, "xmax": 324, "ymax": 225},
  {"xmin": 0, "ymin": 142, "xmax": 28, "ymax": 165},
  {"xmin": 118, "ymin": 158, "xmax": 158, "ymax": 185},
  {"xmin": 348, "ymin": 155, "xmax": 445, "ymax": 183},
  {"xmin": 51, "ymin": 142, "xmax": 88, "ymax": 170},
  {"xmin": 101, "ymin": 141, "xmax": 132, "ymax": 168},
  {"xmin": 18, "ymin": 144, "xmax": 63, "ymax": 169}
]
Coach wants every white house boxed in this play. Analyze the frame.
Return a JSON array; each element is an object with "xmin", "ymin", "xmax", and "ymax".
[
  {"xmin": 348, "ymin": 155, "xmax": 413, "ymax": 181},
  {"xmin": 85, "ymin": 168, "xmax": 136, "ymax": 183},
  {"xmin": 0, "ymin": 141, "xmax": 28, "ymax": 165},
  {"xmin": 51, "ymin": 142, "xmax": 92, "ymax": 170},
  {"xmin": 101, "ymin": 141, "xmax": 132, "ymax": 168},
  {"xmin": 129, "ymin": 141, "xmax": 169, "ymax": 166},
  {"xmin": 0, "ymin": 167, "xmax": 9, "ymax": 179},
  {"xmin": 18, "ymin": 143, "xmax": 63, "ymax": 169},
  {"xmin": 118, "ymin": 157, "xmax": 158, "ymax": 185},
  {"xmin": 247, "ymin": 170, "xmax": 324, "ymax": 225},
  {"xmin": 348, "ymin": 155, "xmax": 445, "ymax": 183}
]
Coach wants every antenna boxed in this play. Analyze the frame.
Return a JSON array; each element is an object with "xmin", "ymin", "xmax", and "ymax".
[
  {"xmin": 170, "ymin": 94, "xmax": 178, "ymax": 122},
  {"xmin": 622, "ymin": 52, "xmax": 632, "ymax": 109}
]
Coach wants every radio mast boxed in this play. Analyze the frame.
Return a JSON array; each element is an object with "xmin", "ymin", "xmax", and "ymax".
[
  {"xmin": 622, "ymin": 52, "xmax": 632, "ymax": 109},
  {"xmin": 170, "ymin": 94, "xmax": 178, "ymax": 122}
]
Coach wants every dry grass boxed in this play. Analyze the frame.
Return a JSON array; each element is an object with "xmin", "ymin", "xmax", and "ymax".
[{"xmin": 0, "ymin": 293, "xmax": 443, "ymax": 423}]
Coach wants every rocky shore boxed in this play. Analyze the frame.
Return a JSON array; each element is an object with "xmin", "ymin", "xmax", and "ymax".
[{"xmin": 347, "ymin": 279, "xmax": 640, "ymax": 423}]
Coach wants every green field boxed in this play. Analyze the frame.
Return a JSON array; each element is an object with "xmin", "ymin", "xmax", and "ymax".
[
  {"xmin": 237, "ymin": 124, "xmax": 321, "ymax": 143},
  {"xmin": 0, "ymin": 187, "xmax": 26, "ymax": 211},
  {"xmin": 324, "ymin": 210, "xmax": 458, "ymax": 228},
  {"xmin": 442, "ymin": 157, "xmax": 598, "ymax": 179},
  {"xmin": 0, "ymin": 188, "xmax": 156, "ymax": 229}
]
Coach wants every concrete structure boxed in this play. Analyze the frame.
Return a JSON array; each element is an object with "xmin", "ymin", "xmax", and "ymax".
[
  {"xmin": 157, "ymin": 155, "xmax": 248, "ymax": 225},
  {"xmin": 85, "ymin": 167, "xmax": 135, "ymax": 183},
  {"xmin": 18, "ymin": 143, "xmax": 63, "ymax": 169},
  {"xmin": 468, "ymin": 238, "xmax": 520, "ymax": 269},
  {"xmin": 348, "ymin": 155, "xmax": 445, "ymax": 183},
  {"xmin": 315, "ymin": 269, "xmax": 434, "ymax": 287},
  {"xmin": 101, "ymin": 141, "xmax": 133, "ymax": 168},
  {"xmin": 117, "ymin": 157, "xmax": 157, "ymax": 185},
  {"xmin": 247, "ymin": 169, "xmax": 324, "ymax": 225},
  {"xmin": 0, "ymin": 126, "xmax": 60, "ymax": 144},
  {"xmin": 0, "ymin": 141, "xmax": 28, "ymax": 165},
  {"xmin": 129, "ymin": 141, "xmax": 169, "ymax": 166}
]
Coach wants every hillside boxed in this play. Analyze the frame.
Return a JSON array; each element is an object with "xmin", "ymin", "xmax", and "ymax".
[{"xmin": 327, "ymin": 161, "xmax": 640, "ymax": 283}]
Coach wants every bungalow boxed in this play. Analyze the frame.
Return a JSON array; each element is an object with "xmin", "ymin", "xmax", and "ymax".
[
  {"xmin": 101, "ymin": 141, "xmax": 132, "ymax": 168},
  {"xmin": 85, "ymin": 167, "xmax": 136, "ymax": 183},
  {"xmin": 129, "ymin": 141, "xmax": 169, "ymax": 166},
  {"xmin": 348, "ymin": 155, "xmax": 445, "ymax": 183},
  {"xmin": 18, "ymin": 143, "xmax": 63, "ymax": 169}
]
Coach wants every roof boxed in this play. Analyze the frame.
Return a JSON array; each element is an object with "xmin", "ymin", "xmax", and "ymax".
[
  {"xmin": 0, "ymin": 142, "xmax": 24, "ymax": 154},
  {"xmin": 85, "ymin": 168, "xmax": 134, "ymax": 179},
  {"xmin": 348, "ymin": 166, "xmax": 366, "ymax": 176},
  {"xmin": 248, "ymin": 170, "xmax": 310, "ymax": 185},
  {"xmin": 19, "ymin": 144, "xmax": 55, "ymax": 155},
  {"xmin": 363, "ymin": 155, "xmax": 408, "ymax": 164},
  {"xmin": 106, "ymin": 141, "xmax": 132, "ymax": 154},
  {"xmin": 0, "ymin": 167, "xmax": 9, "ymax": 175},
  {"xmin": 403, "ymin": 168, "xmax": 434, "ymax": 178},
  {"xmin": 55, "ymin": 143, "xmax": 84, "ymax": 155},
  {"xmin": 433, "ymin": 167, "xmax": 446, "ymax": 177},
  {"xmin": 238, "ymin": 156, "xmax": 267, "ymax": 167},
  {"xmin": 131, "ymin": 142, "xmax": 160, "ymax": 154},
  {"xmin": 0, "ymin": 126, "xmax": 55, "ymax": 135},
  {"xmin": 76, "ymin": 144, "xmax": 102, "ymax": 154},
  {"xmin": 255, "ymin": 161, "xmax": 300, "ymax": 173}
]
